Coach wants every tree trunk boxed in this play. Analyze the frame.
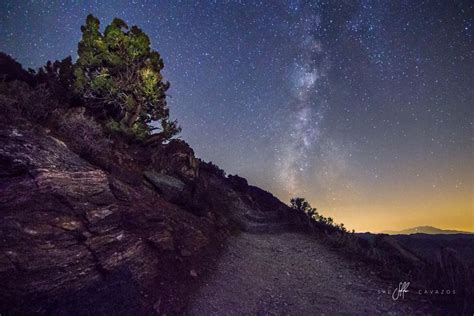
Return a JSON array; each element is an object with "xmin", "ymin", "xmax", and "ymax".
[
  {"xmin": 143, "ymin": 133, "xmax": 164, "ymax": 145},
  {"xmin": 126, "ymin": 99, "xmax": 142, "ymax": 128}
]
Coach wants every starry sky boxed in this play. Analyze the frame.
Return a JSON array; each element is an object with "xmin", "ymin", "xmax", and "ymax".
[{"xmin": 1, "ymin": 1, "xmax": 472, "ymax": 232}]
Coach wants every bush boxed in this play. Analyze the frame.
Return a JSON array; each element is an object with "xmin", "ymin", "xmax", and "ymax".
[
  {"xmin": 200, "ymin": 160, "xmax": 226, "ymax": 177},
  {"xmin": 55, "ymin": 107, "xmax": 110, "ymax": 158},
  {"xmin": 36, "ymin": 57, "xmax": 75, "ymax": 103},
  {"xmin": 0, "ymin": 80, "xmax": 58, "ymax": 124},
  {"xmin": 0, "ymin": 52, "xmax": 35, "ymax": 84},
  {"xmin": 289, "ymin": 197, "xmax": 348, "ymax": 234}
]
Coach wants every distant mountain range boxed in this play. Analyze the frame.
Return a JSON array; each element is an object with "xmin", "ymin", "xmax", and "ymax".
[{"xmin": 381, "ymin": 226, "xmax": 473, "ymax": 235}]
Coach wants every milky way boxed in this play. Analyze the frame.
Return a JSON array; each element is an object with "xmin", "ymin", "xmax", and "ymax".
[
  {"xmin": 278, "ymin": 10, "xmax": 330, "ymax": 195},
  {"xmin": 1, "ymin": 1, "xmax": 472, "ymax": 232}
]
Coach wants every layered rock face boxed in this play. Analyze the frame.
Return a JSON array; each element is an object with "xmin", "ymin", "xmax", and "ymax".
[{"xmin": 0, "ymin": 122, "xmax": 294, "ymax": 314}]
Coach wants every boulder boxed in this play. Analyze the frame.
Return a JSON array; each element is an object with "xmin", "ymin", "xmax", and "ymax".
[
  {"xmin": 227, "ymin": 174, "xmax": 249, "ymax": 192},
  {"xmin": 144, "ymin": 170, "xmax": 186, "ymax": 201},
  {"xmin": 151, "ymin": 139, "xmax": 200, "ymax": 182}
]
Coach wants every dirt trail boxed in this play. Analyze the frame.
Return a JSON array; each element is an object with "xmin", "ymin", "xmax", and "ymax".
[{"xmin": 185, "ymin": 232, "xmax": 426, "ymax": 315}]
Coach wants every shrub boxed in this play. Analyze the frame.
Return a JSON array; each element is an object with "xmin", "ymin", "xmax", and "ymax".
[
  {"xmin": 55, "ymin": 107, "xmax": 110, "ymax": 158},
  {"xmin": 200, "ymin": 160, "xmax": 226, "ymax": 177},
  {"xmin": 289, "ymin": 197, "xmax": 348, "ymax": 234},
  {"xmin": 0, "ymin": 80, "xmax": 57, "ymax": 124},
  {"xmin": 0, "ymin": 52, "xmax": 35, "ymax": 84},
  {"xmin": 36, "ymin": 57, "xmax": 75, "ymax": 103}
]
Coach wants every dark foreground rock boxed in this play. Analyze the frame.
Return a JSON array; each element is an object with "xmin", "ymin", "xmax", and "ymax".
[
  {"xmin": 0, "ymin": 125, "xmax": 215, "ymax": 314},
  {"xmin": 0, "ymin": 121, "xmax": 298, "ymax": 315}
]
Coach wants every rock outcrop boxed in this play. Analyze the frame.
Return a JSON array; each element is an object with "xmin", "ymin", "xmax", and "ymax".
[{"xmin": 0, "ymin": 120, "xmax": 295, "ymax": 314}]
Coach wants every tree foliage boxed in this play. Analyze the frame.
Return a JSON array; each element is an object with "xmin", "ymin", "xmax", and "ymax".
[
  {"xmin": 0, "ymin": 52, "xmax": 35, "ymax": 85},
  {"xmin": 290, "ymin": 197, "xmax": 317, "ymax": 217},
  {"xmin": 74, "ymin": 14, "xmax": 180, "ymax": 141},
  {"xmin": 290, "ymin": 197, "xmax": 348, "ymax": 233},
  {"xmin": 36, "ymin": 57, "xmax": 75, "ymax": 102}
]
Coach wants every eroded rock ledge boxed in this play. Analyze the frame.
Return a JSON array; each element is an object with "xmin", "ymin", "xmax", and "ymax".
[{"xmin": 0, "ymin": 123, "xmax": 294, "ymax": 314}]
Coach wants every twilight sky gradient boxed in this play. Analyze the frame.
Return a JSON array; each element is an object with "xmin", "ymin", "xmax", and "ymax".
[{"xmin": 1, "ymin": 1, "xmax": 472, "ymax": 232}]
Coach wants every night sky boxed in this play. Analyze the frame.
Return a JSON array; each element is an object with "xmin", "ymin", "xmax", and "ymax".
[{"xmin": 1, "ymin": 1, "xmax": 472, "ymax": 232}]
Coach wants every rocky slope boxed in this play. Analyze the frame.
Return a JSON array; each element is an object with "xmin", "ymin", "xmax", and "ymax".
[{"xmin": 0, "ymin": 117, "xmax": 300, "ymax": 314}]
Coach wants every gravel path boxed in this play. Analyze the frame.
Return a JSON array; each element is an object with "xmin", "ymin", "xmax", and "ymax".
[{"xmin": 185, "ymin": 232, "xmax": 426, "ymax": 315}]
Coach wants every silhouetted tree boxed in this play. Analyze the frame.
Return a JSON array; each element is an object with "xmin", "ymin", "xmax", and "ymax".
[
  {"xmin": 290, "ymin": 197, "xmax": 311, "ymax": 213},
  {"xmin": 36, "ymin": 56, "xmax": 75, "ymax": 102},
  {"xmin": 290, "ymin": 197, "xmax": 318, "ymax": 218},
  {"xmin": 74, "ymin": 14, "xmax": 180, "ymax": 141},
  {"xmin": 0, "ymin": 52, "xmax": 35, "ymax": 85},
  {"xmin": 290, "ymin": 197, "xmax": 349, "ymax": 234}
]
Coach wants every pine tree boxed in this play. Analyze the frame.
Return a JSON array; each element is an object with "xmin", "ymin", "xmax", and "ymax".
[{"xmin": 74, "ymin": 15, "xmax": 180, "ymax": 141}]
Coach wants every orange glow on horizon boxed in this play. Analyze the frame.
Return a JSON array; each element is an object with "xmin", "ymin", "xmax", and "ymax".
[{"xmin": 272, "ymin": 170, "xmax": 473, "ymax": 234}]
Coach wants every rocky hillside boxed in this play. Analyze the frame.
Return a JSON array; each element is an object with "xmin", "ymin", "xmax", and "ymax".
[
  {"xmin": 0, "ymin": 111, "xmax": 307, "ymax": 314},
  {"xmin": 0, "ymin": 51, "xmax": 312, "ymax": 314}
]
